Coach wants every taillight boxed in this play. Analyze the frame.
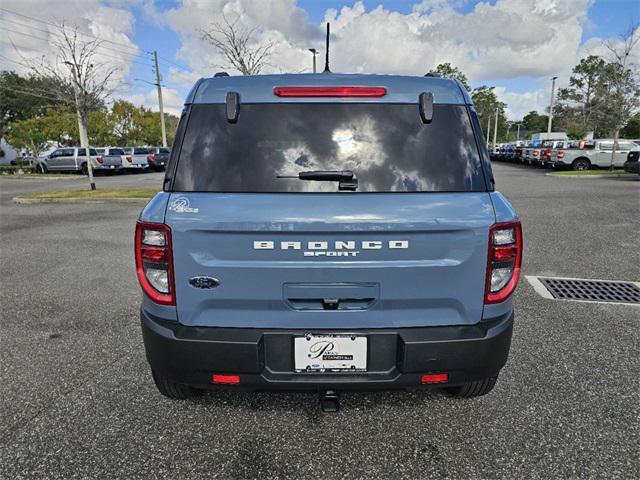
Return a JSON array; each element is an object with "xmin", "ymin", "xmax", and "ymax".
[
  {"xmin": 273, "ymin": 86, "xmax": 387, "ymax": 97},
  {"xmin": 557, "ymin": 151, "xmax": 565, "ymax": 159},
  {"xmin": 532, "ymin": 150, "xmax": 539, "ymax": 157},
  {"xmin": 135, "ymin": 221, "xmax": 175, "ymax": 305},
  {"xmin": 126, "ymin": 156, "xmax": 132, "ymax": 163},
  {"xmin": 147, "ymin": 154, "xmax": 155, "ymax": 161},
  {"xmin": 96, "ymin": 156, "xmax": 103, "ymax": 164},
  {"xmin": 544, "ymin": 148, "xmax": 552, "ymax": 158},
  {"xmin": 485, "ymin": 221, "xmax": 523, "ymax": 304}
]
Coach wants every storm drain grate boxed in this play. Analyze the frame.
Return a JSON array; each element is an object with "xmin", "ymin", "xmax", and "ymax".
[{"xmin": 537, "ymin": 277, "xmax": 640, "ymax": 304}]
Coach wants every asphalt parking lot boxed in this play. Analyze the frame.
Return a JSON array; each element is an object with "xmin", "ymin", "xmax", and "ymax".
[{"xmin": 1, "ymin": 165, "xmax": 638, "ymax": 479}]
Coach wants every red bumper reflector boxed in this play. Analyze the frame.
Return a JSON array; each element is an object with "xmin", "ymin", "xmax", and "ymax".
[
  {"xmin": 421, "ymin": 373, "xmax": 449, "ymax": 384},
  {"xmin": 212, "ymin": 374, "xmax": 240, "ymax": 385},
  {"xmin": 273, "ymin": 86, "xmax": 387, "ymax": 98}
]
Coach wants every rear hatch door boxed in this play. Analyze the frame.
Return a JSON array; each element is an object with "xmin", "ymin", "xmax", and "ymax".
[{"xmin": 167, "ymin": 192, "xmax": 495, "ymax": 329}]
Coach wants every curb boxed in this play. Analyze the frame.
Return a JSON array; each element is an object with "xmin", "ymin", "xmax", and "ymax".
[
  {"xmin": 1, "ymin": 175, "xmax": 76, "ymax": 180},
  {"xmin": 545, "ymin": 173, "xmax": 636, "ymax": 179},
  {"xmin": 13, "ymin": 196, "xmax": 150, "ymax": 204}
]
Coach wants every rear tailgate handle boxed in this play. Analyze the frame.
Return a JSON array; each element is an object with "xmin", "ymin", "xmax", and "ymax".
[
  {"xmin": 284, "ymin": 283, "xmax": 379, "ymax": 311},
  {"xmin": 287, "ymin": 297, "xmax": 376, "ymax": 311}
]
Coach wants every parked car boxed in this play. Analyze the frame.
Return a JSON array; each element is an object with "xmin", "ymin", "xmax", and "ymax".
[
  {"xmin": 148, "ymin": 147, "xmax": 171, "ymax": 171},
  {"xmin": 540, "ymin": 140, "xmax": 568, "ymax": 168},
  {"xmin": 552, "ymin": 139, "xmax": 637, "ymax": 170},
  {"xmin": 95, "ymin": 147, "xmax": 126, "ymax": 172},
  {"xmin": 136, "ymin": 73, "xmax": 523, "ymax": 406},
  {"xmin": 624, "ymin": 146, "xmax": 639, "ymax": 174},
  {"xmin": 35, "ymin": 147, "xmax": 119, "ymax": 174},
  {"xmin": 122, "ymin": 147, "xmax": 150, "ymax": 170}
]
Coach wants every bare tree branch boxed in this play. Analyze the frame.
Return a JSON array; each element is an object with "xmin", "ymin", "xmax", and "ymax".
[{"xmin": 199, "ymin": 14, "xmax": 274, "ymax": 75}]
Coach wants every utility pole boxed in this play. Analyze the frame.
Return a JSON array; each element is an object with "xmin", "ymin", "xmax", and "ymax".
[
  {"xmin": 547, "ymin": 76, "xmax": 558, "ymax": 134},
  {"xmin": 493, "ymin": 107, "xmax": 499, "ymax": 148},
  {"xmin": 153, "ymin": 51, "xmax": 167, "ymax": 148},
  {"xmin": 486, "ymin": 115, "xmax": 491, "ymax": 149},
  {"xmin": 516, "ymin": 123, "xmax": 522, "ymax": 140},
  {"xmin": 308, "ymin": 48, "xmax": 318, "ymax": 73},
  {"xmin": 64, "ymin": 60, "xmax": 95, "ymax": 190}
]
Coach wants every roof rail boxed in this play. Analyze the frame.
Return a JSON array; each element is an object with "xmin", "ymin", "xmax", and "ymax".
[{"xmin": 214, "ymin": 72, "xmax": 230, "ymax": 77}]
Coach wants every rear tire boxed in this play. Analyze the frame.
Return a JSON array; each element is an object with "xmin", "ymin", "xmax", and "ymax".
[
  {"xmin": 446, "ymin": 376, "xmax": 498, "ymax": 398},
  {"xmin": 80, "ymin": 163, "xmax": 88, "ymax": 176},
  {"xmin": 35, "ymin": 163, "xmax": 47, "ymax": 174},
  {"xmin": 151, "ymin": 369, "xmax": 203, "ymax": 400},
  {"xmin": 572, "ymin": 158, "xmax": 590, "ymax": 171}
]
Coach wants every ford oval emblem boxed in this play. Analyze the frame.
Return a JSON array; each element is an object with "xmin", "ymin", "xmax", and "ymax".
[{"xmin": 189, "ymin": 276, "xmax": 220, "ymax": 289}]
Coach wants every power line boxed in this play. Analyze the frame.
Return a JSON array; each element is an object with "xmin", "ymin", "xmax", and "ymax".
[
  {"xmin": 1, "ymin": 27, "xmax": 153, "ymax": 67},
  {"xmin": 0, "ymin": 85, "xmax": 71, "ymax": 104},
  {"xmin": 0, "ymin": 17, "xmax": 150, "ymax": 62},
  {"xmin": 0, "ymin": 6, "xmax": 143, "ymax": 53},
  {"xmin": 155, "ymin": 54, "xmax": 192, "ymax": 73}
]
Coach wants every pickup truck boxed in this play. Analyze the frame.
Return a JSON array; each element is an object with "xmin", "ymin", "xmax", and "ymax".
[
  {"xmin": 122, "ymin": 147, "xmax": 150, "ymax": 170},
  {"xmin": 147, "ymin": 147, "xmax": 170, "ymax": 171},
  {"xmin": 136, "ymin": 73, "xmax": 522, "ymax": 409},
  {"xmin": 95, "ymin": 147, "xmax": 126, "ymax": 172},
  {"xmin": 551, "ymin": 139, "xmax": 637, "ymax": 170},
  {"xmin": 35, "ymin": 147, "xmax": 119, "ymax": 174}
]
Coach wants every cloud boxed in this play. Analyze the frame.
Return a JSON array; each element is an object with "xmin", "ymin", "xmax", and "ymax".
[
  {"xmin": 119, "ymin": 86, "xmax": 184, "ymax": 116},
  {"xmin": 156, "ymin": 0, "xmax": 594, "ymax": 81},
  {"xmin": 494, "ymin": 86, "xmax": 550, "ymax": 121},
  {"xmin": 0, "ymin": 0, "xmax": 140, "ymax": 91}
]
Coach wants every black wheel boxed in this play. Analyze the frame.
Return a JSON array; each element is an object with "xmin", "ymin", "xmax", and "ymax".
[
  {"xmin": 446, "ymin": 376, "xmax": 498, "ymax": 398},
  {"xmin": 151, "ymin": 369, "xmax": 202, "ymax": 400},
  {"xmin": 35, "ymin": 163, "xmax": 48, "ymax": 174},
  {"xmin": 572, "ymin": 158, "xmax": 590, "ymax": 171},
  {"xmin": 80, "ymin": 163, "xmax": 88, "ymax": 176}
]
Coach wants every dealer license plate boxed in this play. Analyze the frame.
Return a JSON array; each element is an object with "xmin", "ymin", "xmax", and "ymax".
[{"xmin": 294, "ymin": 334, "xmax": 367, "ymax": 372}]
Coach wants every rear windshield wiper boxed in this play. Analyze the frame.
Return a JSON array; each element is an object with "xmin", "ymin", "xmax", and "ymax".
[{"xmin": 277, "ymin": 170, "xmax": 358, "ymax": 191}]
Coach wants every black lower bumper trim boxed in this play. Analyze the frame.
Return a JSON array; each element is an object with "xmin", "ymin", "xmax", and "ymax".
[{"xmin": 141, "ymin": 310, "xmax": 513, "ymax": 391}]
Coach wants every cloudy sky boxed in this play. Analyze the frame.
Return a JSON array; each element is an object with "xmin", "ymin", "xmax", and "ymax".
[{"xmin": 0, "ymin": 0, "xmax": 638, "ymax": 119}]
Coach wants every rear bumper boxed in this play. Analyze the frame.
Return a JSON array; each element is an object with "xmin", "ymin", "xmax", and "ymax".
[{"xmin": 141, "ymin": 309, "xmax": 514, "ymax": 391}]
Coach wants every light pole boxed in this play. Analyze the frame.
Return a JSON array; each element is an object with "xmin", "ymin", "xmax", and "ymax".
[
  {"xmin": 486, "ymin": 115, "xmax": 491, "ymax": 149},
  {"xmin": 492, "ymin": 107, "xmax": 499, "ymax": 148},
  {"xmin": 516, "ymin": 123, "xmax": 522, "ymax": 141},
  {"xmin": 547, "ymin": 76, "xmax": 558, "ymax": 134},
  {"xmin": 308, "ymin": 48, "xmax": 319, "ymax": 73}
]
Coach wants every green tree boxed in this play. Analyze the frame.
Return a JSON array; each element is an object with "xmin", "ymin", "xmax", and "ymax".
[
  {"xmin": 88, "ymin": 110, "xmax": 115, "ymax": 146},
  {"xmin": 0, "ymin": 71, "xmax": 74, "ymax": 134},
  {"xmin": 620, "ymin": 113, "xmax": 640, "ymax": 138},
  {"xmin": 111, "ymin": 100, "xmax": 141, "ymax": 145},
  {"xmin": 556, "ymin": 56, "xmax": 608, "ymax": 135},
  {"xmin": 521, "ymin": 111, "xmax": 549, "ymax": 134},
  {"xmin": 471, "ymin": 86, "xmax": 507, "ymax": 141},
  {"xmin": 427, "ymin": 63, "xmax": 470, "ymax": 91},
  {"xmin": 6, "ymin": 106, "xmax": 76, "ymax": 156},
  {"xmin": 6, "ymin": 116, "xmax": 50, "ymax": 158}
]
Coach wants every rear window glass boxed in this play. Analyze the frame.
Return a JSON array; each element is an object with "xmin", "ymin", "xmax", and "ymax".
[
  {"xmin": 134, "ymin": 148, "xmax": 152, "ymax": 154},
  {"xmin": 159, "ymin": 148, "xmax": 170, "ymax": 153},
  {"xmin": 109, "ymin": 148, "xmax": 125, "ymax": 155},
  {"xmin": 77, "ymin": 148, "xmax": 98, "ymax": 156},
  {"xmin": 173, "ymin": 103, "xmax": 485, "ymax": 192}
]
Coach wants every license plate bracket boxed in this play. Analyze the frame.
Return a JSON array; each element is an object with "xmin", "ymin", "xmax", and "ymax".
[{"xmin": 294, "ymin": 334, "xmax": 367, "ymax": 372}]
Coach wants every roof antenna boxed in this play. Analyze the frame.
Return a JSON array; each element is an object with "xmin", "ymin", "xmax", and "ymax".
[{"xmin": 323, "ymin": 23, "xmax": 331, "ymax": 73}]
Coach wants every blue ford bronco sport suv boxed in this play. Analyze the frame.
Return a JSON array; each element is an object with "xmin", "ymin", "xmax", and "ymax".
[{"xmin": 136, "ymin": 73, "xmax": 522, "ymax": 408}]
